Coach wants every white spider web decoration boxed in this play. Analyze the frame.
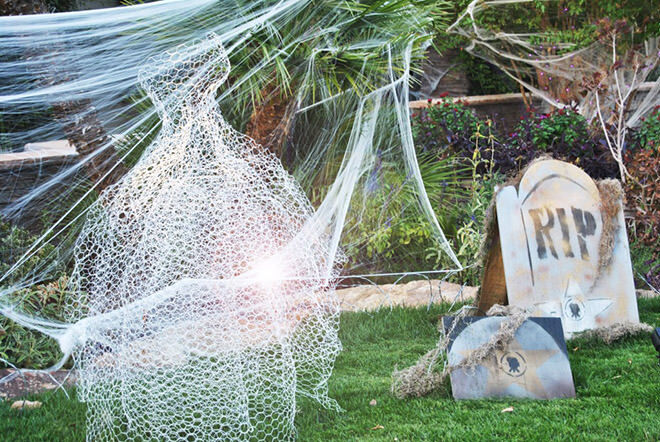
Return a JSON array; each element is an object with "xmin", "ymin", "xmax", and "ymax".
[
  {"xmin": 62, "ymin": 34, "xmax": 342, "ymax": 440},
  {"xmin": 448, "ymin": 0, "xmax": 659, "ymax": 126},
  {"xmin": 0, "ymin": 2, "xmax": 464, "ymax": 438}
]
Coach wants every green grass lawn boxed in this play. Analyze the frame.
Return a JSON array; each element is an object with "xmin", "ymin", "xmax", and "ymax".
[{"xmin": 2, "ymin": 298, "xmax": 660, "ymax": 441}]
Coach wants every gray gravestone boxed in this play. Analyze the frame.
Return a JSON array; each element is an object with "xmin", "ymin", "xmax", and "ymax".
[
  {"xmin": 443, "ymin": 316, "xmax": 575, "ymax": 400},
  {"xmin": 496, "ymin": 159, "xmax": 639, "ymax": 337}
]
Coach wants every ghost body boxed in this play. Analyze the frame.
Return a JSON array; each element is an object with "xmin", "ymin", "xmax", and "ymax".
[{"xmin": 66, "ymin": 34, "xmax": 342, "ymax": 441}]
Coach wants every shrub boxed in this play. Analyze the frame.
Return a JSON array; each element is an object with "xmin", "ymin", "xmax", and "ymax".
[
  {"xmin": 517, "ymin": 108, "xmax": 589, "ymax": 150},
  {"xmin": 624, "ymin": 128, "xmax": 659, "ymax": 288},
  {"xmin": 507, "ymin": 108, "xmax": 619, "ymax": 179},
  {"xmin": 626, "ymin": 108, "xmax": 660, "ymax": 265},
  {"xmin": 624, "ymin": 144, "xmax": 660, "ymax": 249},
  {"xmin": 412, "ymin": 97, "xmax": 501, "ymax": 177},
  {"xmin": 412, "ymin": 96, "xmax": 482, "ymax": 153},
  {"xmin": 635, "ymin": 106, "xmax": 660, "ymax": 150},
  {"xmin": 0, "ymin": 276, "xmax": 69, "ymax": 369},
  {"xmin": 0, "ymin": 221, "xmax": 68, "ymax": 369},
  {"xmin": 412, "ymin": 100, "xmax": 619, "ymax": 179}
]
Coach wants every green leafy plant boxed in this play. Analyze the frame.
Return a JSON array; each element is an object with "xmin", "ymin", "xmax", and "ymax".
[
  {"xmin": 506, "ymin": 108, "xmax": 618, "ymax": 178},
  {"xmin": 523, "ymin": 108, "xmax": 588, "ymax": 149},
  {"xmin": 0, "ymin": 221, "xmax": 63, "ymax": 285},
  {"xmin": 635, "ymin": 106, "xmax": 660, "ymax": 150},
  {"xmin": 412, "ymin": 96, "xmax": 498, "ymax": 173},
  {"xmin": 341, "ymin": 152, "xmax": 469, "ymax": 275},
  {"xmin": 0, "ymin": 221, "xmax": 70, "ymax": 369},
  {"xmin": 0, "ymin": 276, "xmax": 69, "ymax": 369}
]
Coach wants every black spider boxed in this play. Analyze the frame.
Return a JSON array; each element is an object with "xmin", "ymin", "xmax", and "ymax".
[
  {"xmin": 569, "ymin": 303, "xmax": 581, "ymax": 319},
  {"xmin": 507, "ymin": 357, "xmax": 520, "ymax": 373}
]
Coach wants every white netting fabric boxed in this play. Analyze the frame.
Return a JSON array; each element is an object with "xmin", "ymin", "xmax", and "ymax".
[
  {"xmin": 448, "ymin": 0, "xmax": 659, "ymax": 126},
  {"xmin": 62, "ymin": 34, "xmax": 342, "ymax": 440}
]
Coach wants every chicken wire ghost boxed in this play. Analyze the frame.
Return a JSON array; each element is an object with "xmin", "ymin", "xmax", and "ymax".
[{"xmin": 63, "ymin": 34, "xmax": 343, "ymax": 441}]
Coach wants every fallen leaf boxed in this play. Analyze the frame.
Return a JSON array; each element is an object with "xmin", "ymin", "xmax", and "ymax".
[
  {"xmin": 573, "ymin": 346, "xmax": 579, "ymax": 352},
  {"xmin": 11, "ymin": 400, "xmax": 42, "ymax": 410},
  {"xmin": 369, "ymin": 399, "xmax": 377, "ymax": 407},
  {"xmin": 612, "ymin": 375, "xmax": 622, "ymax": 379},
  {"xmin": 501, "ymin": 406, "xmax": 514, "ymax": 413},
  {"xmin": 370, "ymin": 425, "xmax": 384, "ymax": 431},
  {"xmin": 628, "ymin": 359, "xmax": 632, "ymax": 365}
]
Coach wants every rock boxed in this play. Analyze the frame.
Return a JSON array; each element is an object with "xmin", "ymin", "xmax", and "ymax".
[
  {"xmin": 10, "ymin": 400, "xmax": 42, "ymax": 410},
  {"xmin": 636, "ymin": 289, "xmax": 659, "ymax": 299},
  {"xmin": 336, "ymin": 279, "xmax": 478, "ymax": 312}
]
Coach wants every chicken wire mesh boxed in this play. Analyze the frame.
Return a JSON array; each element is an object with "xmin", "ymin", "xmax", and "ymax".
[{"xmin": 58, "ymin": 35, "xmax": 341, "ymax": 440}]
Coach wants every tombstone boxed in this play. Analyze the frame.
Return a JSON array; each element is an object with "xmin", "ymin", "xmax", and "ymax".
[
  {"xmin": 443, "ymin": 316, "xmax": 575, "ymax": 400},
  {"xmin": 479, "ymin": 159, "xmax": 639, "ymax": 337}
]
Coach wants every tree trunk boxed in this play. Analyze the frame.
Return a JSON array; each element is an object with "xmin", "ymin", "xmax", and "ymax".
[{"xmin": 245, "ymin": 85, "xmax": 298, "ymax": 159}]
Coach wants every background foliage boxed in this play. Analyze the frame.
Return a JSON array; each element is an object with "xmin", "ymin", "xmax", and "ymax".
[
  {"xmin": 0, "ymin": 278, "xmax": 67, "ymax": 369},
  {"xmin": 433, "ymin": 0, "xmax": 660, "ymax": 97},
  {"xmin": 0, "ymin": 222, "xmax": 67, "ymax": 369},
  {"xmin": 412, "ymin": 97, "xmax": 659, "ymax": 287}
]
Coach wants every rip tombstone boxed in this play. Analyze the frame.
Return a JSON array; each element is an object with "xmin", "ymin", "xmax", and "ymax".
[{"xmin": 479, "ymin": 159, "xmax": 639, "ymax": 337}]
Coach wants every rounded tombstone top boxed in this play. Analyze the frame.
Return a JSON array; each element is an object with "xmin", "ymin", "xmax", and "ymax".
[{"xmin": 517, "ymin": 159, "xmax": 600, "ymax": 208}]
